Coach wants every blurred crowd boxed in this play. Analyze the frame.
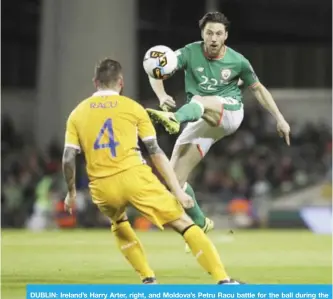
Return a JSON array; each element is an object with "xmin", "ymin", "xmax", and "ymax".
[
  {"xmin": 189, "ymin": 106, "xmax": 332, "ymax": 200},
  {"xmin": 1, "ymin": 102, "xmax": 332, "ymax": 229}
]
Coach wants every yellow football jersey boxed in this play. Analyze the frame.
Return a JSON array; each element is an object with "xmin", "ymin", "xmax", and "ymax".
[{"xmin": 64, "ymin": 90, "xmax": 156, "ymax": 180}]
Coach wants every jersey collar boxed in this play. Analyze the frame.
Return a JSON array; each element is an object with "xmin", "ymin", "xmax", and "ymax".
[
  {"xmin": 93, "ymin": 90, "xmax": 119, "ymax": 96},
  {"xmin": 203, "ymin": 44, "xmax": 227, "ymax": 60}
]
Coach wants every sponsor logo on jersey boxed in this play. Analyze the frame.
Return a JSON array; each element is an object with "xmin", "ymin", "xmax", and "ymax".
[
  {"xmin": 196, "ymin": 67, "xmax": 204, "ymax": 72},
  {"xmin": 221, "ymin": 69, "xmax": 231, "ymax": 80}
]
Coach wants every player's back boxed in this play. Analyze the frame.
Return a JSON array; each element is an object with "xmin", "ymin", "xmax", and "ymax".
[{"xmin": 68, "ymin": 91, "xmax": 148, "ymax": 180}]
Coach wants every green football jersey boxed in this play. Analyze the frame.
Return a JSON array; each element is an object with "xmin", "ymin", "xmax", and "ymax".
[{"xmin": 175, "ymin": 41, "xmax": 259, "ymax": 110}]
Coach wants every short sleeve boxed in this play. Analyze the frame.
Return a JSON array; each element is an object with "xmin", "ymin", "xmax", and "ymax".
[
  {"xmin": 240, "ymin": 57, "xmax": 260, "ymax": 88},
  {"xmin": 175, "ymin": 47, "xmax": 188, "ymax": 70},
  {"xmin": 65, "ymin": 111, "xmax": 81, "ymax": 151},
  {"xmin": 136, "ymin": 105, "xmax": 156, "ymax": 141}
]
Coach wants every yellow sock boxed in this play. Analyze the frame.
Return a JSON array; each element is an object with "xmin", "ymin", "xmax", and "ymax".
[
  {"xmin": 112, "ymin": 221, "xmax": 155, "ymax": 280},
  {"xmin": 183, "ymin": 225, "xmax": 229, "ymax": 282}
]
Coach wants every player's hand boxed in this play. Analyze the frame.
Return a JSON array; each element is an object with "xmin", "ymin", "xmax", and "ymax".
[
  {"xmin": 175, "ymin": 190, "xmax": 194, "ymax": 209},
  {"xmin": 277, "ymin": 118, "xmax": 291, "ymax": 146},
  {"xmin": 64, "ymin": 190, "xmax": 76, "ymax": 215},
  {"xmin": 159, "ymin": 95, "xmax": 176, "ymax": 111}
]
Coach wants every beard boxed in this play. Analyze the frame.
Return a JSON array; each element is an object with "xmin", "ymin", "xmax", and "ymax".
[{"xmin": 207, "ymin": 44, "xmax": 224, "ymax": 57}]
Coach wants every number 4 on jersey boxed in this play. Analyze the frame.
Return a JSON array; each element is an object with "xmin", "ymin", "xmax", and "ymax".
[{"xmin": 94, "ymin": 118, "xmax": 119, "ymax": 157}]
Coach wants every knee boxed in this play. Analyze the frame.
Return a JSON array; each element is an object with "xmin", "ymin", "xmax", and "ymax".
[
  {"xmin": 202, "ymin": 113, "xmax": 221, "ymax": 127},
  {"xmin": 191, "ymin": 95, "xmax": 204, "ymax": 105},
  {"xmin": 168, "ymin": 213, "xmax": 194, "ymax": 234},
  {"xmin": 111, "ymin": 215, "xmax": 129, "ymax": 231}
]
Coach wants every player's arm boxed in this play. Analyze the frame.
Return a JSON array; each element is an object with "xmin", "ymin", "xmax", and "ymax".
[
  {"xmin": 62, "ymin": 112, "xmax": 81, "ymax": 214},
  {"xmin": 62, "ymin": 147, "xmax": 78, "ymax": 194},
  {"xmin": 240, "ymin": 58, "xmax": 291, "ymax": 145},
  {"xmin": 148, "ymin": 47, "xmax": 187, "ymax": 111},
  {"xmin": 143, "ymin": 138, "xmax": 184, "ymax": 195},
  {"xmin": 137, "ymin": 104, "xmax": 193, "ymax": 208},
  {"xmin": 137, "ymin": 104, "xmax": 182, "ymax": 194},
  {"xmin": 148, "ymin": 76, "xmax": 175, "ymax": 110},
  {"xmin": 143, "ymin": 139, "xmax": 193, "ymax": 208},
  {"xmin": 148, "ymin": 72, "xmax": 169, "ymax": 99},
  {"xmin": 250, "ymin": 83, "xmax": 290, "ymax": 145},
  {"xmin": 250, "ymin": 83, "xmax": 284, "ymax": 122}
]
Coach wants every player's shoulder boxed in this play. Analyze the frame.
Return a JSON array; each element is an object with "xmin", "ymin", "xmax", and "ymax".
[
  {"xmin": 119, "ymin": 95, "xmax": 143, "ymax": 109},
  {"xmin": 68, "ymin": 96, "xmax": 92, "ymax": 117},
  {"xmin": 68, "ymin": 94, "xmax": 144, "ymax": 120},
  {"xmin": 175, "ymin": 41, "xmax": 203, "ymax": 61},
  {"xmin": 67, "ymin": 94, "xmax": 103, "ymax": 121},
  {"xmin": 85, "ymin": 93, "xmax": 134, "ymax": 107},
  {"xmin": 114, "ymin": 95, "xmax": 146, "ymax": 116},
  {"xmin": 67, "ymin": 99, "xmax": 85, "ymax": 121}
]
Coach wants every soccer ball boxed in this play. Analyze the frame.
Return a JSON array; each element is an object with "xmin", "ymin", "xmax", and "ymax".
[{"xmin": 143, "ymin": 45, "xmax": 177, "ymax": 80}]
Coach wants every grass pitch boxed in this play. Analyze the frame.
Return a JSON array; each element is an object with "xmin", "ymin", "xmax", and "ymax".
[{"xmin": 1, "ymin": 229, "xmax": 332, "ymax": 298}]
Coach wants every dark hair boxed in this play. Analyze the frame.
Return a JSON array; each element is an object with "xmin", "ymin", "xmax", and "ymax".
[
  {"xmin": 199, "ymin": 12, "xmax": 230, "ymax": 31},
  {"xmin": 94, "ymin": 58, "xmax": 122, "ymax": 87}
]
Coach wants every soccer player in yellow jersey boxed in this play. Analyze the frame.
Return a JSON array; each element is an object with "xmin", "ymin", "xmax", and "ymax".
[{"xmin": 62, "ymin": 58, "xmax": 243, "ymax": 284}]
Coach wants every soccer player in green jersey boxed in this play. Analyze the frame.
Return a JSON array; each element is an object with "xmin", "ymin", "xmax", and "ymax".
[{"xmin": 146, "ymin": 12, "xmax": 291, "ymax": 252}]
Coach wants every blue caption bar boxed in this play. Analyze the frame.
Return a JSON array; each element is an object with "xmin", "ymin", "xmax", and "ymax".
[{"xmin": 26, "ymin": 285, "xmax": 332, "ymax": 299}]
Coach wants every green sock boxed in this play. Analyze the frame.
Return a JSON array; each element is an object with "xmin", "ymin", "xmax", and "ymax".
[
  {"xmin": 174, "ymin": 101, "xmax": 204, "ymax": 123},
  {"xmin": 184, "ymin": 183, "xmax": 206, "ymax": 228}
]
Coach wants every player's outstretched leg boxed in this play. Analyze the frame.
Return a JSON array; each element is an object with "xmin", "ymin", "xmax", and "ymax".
[
  {"xmin": 184, "ymin": 182, "xmax": 211, "ymax": 229},
  {"xmin": 183, "ymin": 182, "xmax": 214, "ymax": 253},
  {"xmin": 112, "ymin": 217, "xmax": 157, "ymax": 284},
  {"xmin": 170, "ymin": 143, "xmax": 214, "ymax": 253},
  {"xmin": 146, "ymin": 98, "xmax": 204, "ymax": 134},
  {"xmin": 146, "ymin": 95, "xmax": 222, "ymax": 134},
  {"xmin": 168, "ymin": 213, "xmax": 243, "ymax": 284}
]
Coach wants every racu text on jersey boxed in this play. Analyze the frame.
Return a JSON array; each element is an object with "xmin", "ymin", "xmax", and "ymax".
[{"xmin": 90, "ymin": 101, "xmax": 118, "ymax": 109}]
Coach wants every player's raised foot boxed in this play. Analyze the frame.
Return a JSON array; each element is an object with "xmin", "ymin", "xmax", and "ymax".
[
  {"xmin": 202, "ymin": 217, "xmax": 214, "ymax": 233},
  {"xmin": 146, "ymin": 109, "xmax": 180, "ymax": 134},
  {"xmin": 218, "ymin": 278, "xmax": 245, "ymax": 285},
  {"xmin": 185, "ymin": 218, "xmax": 215, "ymax": 253},
  {"xmin": 142, "ymin": 277, "xmax": 158, "ymax": 284}
]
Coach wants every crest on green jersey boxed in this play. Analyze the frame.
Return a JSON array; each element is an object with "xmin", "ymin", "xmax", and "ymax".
[{"xmin": 221, "ymin": 69, "xmax": 231, "ymax": 81}]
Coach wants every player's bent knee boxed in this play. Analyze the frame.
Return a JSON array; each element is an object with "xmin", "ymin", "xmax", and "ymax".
[
  {"xmin": 116, "ymin": 215, "xmax": 128, "ymax": 224},
  {"xmin": 171, "ymin": 145, "xmax": 201, "ymax": 187},
  {"xmin": 195, "ymin": 95, "xmax": 221, "ymax": 110},
  {"xmin": 112, "ymin": 214, "xmax": 129, "ymax": 228},
  {"xmin": 198, "ymin": 96, "xmax": 223, "ymax": 126},
  {"xmin": 202, "ymin": 113, "xmax": 220, "ymax": 127},
  {"xmin": 167, "ymin": 213, "xmax": 194, "ymax": 234}
]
